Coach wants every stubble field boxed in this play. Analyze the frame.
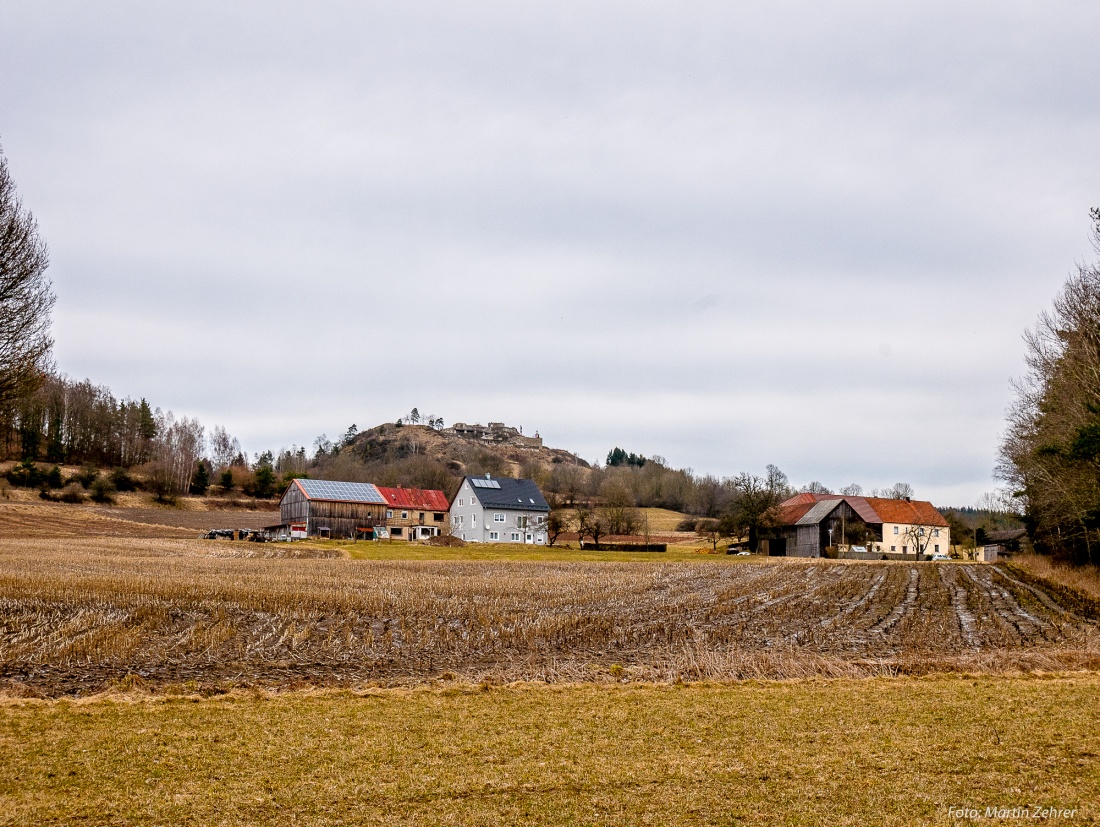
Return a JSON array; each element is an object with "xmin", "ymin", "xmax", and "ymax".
[{"xmin": 1, "ymin": 533, "xmax": 1097, "ymax": 697}]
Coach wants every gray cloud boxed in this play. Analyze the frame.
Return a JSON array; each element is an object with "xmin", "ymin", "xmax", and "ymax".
[{"xmin": 4, "ymin": 0, "xmax": 1099, "ymax": 504}]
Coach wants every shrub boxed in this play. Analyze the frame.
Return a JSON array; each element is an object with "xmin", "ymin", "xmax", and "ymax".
[
  {"xmin": 109, "ymin": 468, "xmax": 139, "ymax": 492},
  {"xmin": 90, "ymin": 477, "xmax": 117, "ymax": 504},
  {"xmin": 58, "ymin": 483, "xmax": 87, "ymax": 504},
  {"xmin": 676, "ymin": 518, "xmax": 698, "ymax": 532},
  {"xmin": 68, "ymin": 465, "xmax": 100, "ymax": 488},
  {"xmin": 6, "ymin": 459, "xmax": 44, "ymax": 488},
  {"xmin": 44, "ymin": 465, "xmax": 63, "ymax": 489}
]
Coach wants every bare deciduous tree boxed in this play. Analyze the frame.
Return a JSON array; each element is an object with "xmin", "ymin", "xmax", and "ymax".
[
  {"xmin": 0, "ymin": 147, "xmax": 54, "ymax": 413},
  {"xmin": 599, "ymin": 478, "xmax": 640, "ymax": 535},
  {"xmin": 154, "ymin": 412, "xmax": 205, "ymax": 495},
  {"xmin": 209, "ymin": 425, "xmax": 242, "ymax": 473}
]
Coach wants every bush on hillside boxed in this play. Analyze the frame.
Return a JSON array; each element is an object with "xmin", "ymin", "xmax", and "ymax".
[
  {"xmin": 90, "ymin": 476, "xmax": 117, "ymax": 504},
  {"xmin": 109, "ymin": 468, "xmax": 139, "ymax": 492}
]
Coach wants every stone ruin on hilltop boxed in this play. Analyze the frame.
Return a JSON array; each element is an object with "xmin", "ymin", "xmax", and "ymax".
[{"xmin": 442, "ymin": 421, "xmax": 543, "ymax": 449}]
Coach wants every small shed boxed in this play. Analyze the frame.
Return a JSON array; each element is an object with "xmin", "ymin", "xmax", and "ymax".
[
  {"xmin": 977, "ymin": 545, "xmax": 1000, "ymax": 563},
  {"xmin": 984, "ymin": 529, "xmax": 1028, "ymax": 556}
]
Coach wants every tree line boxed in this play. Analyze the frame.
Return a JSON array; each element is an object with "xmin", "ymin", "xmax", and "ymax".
[{"xmin": 1000, "ymin": 209, "xmax": 1100, "ymax": 565}]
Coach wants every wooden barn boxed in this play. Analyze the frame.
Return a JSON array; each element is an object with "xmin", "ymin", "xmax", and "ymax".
[{"xmin": 278, "ymin": 479, "xmax": 387, "ymax": 539}]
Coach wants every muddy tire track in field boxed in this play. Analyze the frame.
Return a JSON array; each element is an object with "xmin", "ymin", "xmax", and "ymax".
[
  {"xmin": 870, "ymin": 568, "xmax": 920, "ymax": 635},
  {"xmin": 963, "ymin": 566, "xmax": 1053, "ymax": 642},
  {"xmin": 940, "ymin": 565, "xmax": 981, "ymax": 649}
]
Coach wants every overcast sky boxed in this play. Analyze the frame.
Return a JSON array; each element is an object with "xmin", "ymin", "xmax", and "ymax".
[{"xmin": 3, "ymin": 1, "xmax": 1099, "ymax": 504}]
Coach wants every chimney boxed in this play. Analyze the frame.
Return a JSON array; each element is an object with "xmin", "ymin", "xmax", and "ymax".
[{"xmin": 485, "ymin": 473, "xmax": 491, "ymax": 479}]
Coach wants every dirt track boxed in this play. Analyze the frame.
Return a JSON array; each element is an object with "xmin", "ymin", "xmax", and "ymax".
[{"xmin": 1, "ymin": 539, "xmax": 1096, "ymax": 697}]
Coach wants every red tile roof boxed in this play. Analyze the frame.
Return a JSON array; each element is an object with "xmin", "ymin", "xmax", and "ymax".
[
  {"xmin": 861, "ymin": 496, "xmax": 948, "ymax": 527},
  {"xmin": 775, "ymin": 493, "xmax": 947, "ymax": 527},
  {"xmin": 375, "ymin": 486, "xmax": 450, "ymax": 512}
]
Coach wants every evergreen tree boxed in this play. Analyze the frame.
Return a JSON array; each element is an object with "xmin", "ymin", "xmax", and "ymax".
[
  {"xmin": 138, "ymin": 399, "xmax": 156, "ymax": 441},
  {"xmin": 251, "ymin": 465, "xmax": 277, "ymax": 499},
  {"xmin": 190, "ymin": 461, "xmax": 209, "ymax": 495}
]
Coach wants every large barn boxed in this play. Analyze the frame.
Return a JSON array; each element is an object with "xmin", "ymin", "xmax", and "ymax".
[
  {"xmin": 765, "ymin": 492, "xmax": 950, "ymax": 559},
  {"xmin": 278, "ymin": 479, "xmax": 388, "ymax": 539}
]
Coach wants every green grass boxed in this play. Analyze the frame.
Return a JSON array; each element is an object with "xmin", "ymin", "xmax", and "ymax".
[
  {"xmin": 2, "ymin": 675, "xmax": 1097, "ymax": 826},
  {"xmin": 332, "ymin": 540, "xmax": 741, "ymax": 563}
]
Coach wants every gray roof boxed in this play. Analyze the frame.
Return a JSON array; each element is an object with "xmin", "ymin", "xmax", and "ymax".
[
  {"xmin": 294, "ymin": 479, "xmax": 386, "ymax": 504},
  {"xmin": 796, "ymin": 499, "xmax": 845, "ymax": 525},
  {"xmin": 986, "ymin": 528, "xmax": 1027, "ymax": 542},
  {"xmin": 464, "ymin": 476, "xmax": 550, "ymax": 512}
]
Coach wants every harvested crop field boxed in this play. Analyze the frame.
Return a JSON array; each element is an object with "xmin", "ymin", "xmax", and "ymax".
[
  {"xmin": 1, "ymin": 538, "xmax": 1097, "ymax": 697},
  {"xmin": 0, "ymin": 503, "xmax": 197, "ymax": 539},
  {"xmin": 88, "ymin": 506, "xmax": 279, "ymax": 532},
  {"xmin": 0, "ymin": 501, "xmax": 278, "ymax": 538}
]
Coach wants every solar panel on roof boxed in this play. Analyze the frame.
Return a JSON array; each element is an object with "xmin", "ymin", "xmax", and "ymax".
[
  {"xmin": 297, "ymin": 479, "xmax": 385, "ymax": 503},
  {"xmin": 471, "ymin": 478, "xmax": 501, "ymax": 489}
]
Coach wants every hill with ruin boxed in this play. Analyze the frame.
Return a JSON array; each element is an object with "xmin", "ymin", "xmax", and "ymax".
[{"xmin": 350, "ymin": 421, "xmax": 591, "ymax": 478}]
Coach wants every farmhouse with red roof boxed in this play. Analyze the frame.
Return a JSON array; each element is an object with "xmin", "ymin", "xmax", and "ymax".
[{"xmin": 767, "ymin": 492, "xmax": 950, "ymax": 558}]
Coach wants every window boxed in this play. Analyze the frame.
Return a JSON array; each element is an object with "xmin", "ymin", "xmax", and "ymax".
[
  {"xmin": 511, "ymin": 532, "xmax": 520, "ymax": 541},
  {"xmin": 386, "ymin": 510, "xmax": 393, "ymax": 519},
  {"xmin": 489, "ymin": 531, "xmax": 499, "ymax": 540},
  {"xmin": 934, "ymin": 544, "xmax": 940, "ymax": 553},
  {"xmin": 537, "ymin": 516, "xmax": 545, "ymax": 524},
  {"xmin": 494, "ymin": 513, "xmax": 505, "ymax": 522},
  {"xmin": 458, "ymin": 498, "xmax": 464, "ymax": 507},
  {"xmin": 391, "ymin": 527, "xmax": 403, "ymax": 537},
  {"xmin": 902, "ymin": 546, "xmax": 908, "ymax": 553},
  {"xmin": 893, "ymin": 526, "xmax": 899, "ymax": 535},
  {"xmin": 401, "ymin": 511, "xmax": 408, "ymax": 519},
  {"xmin": 933, "ymin": 529, "xmax": 940, "ymax": 537},
  {"xmin": 890, "ymin": 546, "xmax": 896, "ymax": 552},
  {"xmin": 472, "ymin": 514, "xmax": 477, "ymax": 526},
  {"xmin": 434, "ymin": 512, "xmax": 444, "ymax": 522}
]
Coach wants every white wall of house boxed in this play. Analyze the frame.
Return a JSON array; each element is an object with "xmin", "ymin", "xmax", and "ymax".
[
  {"xmin": 449, "ymin": 478, "xmax": 548, "ymax": 544},
  {"xmin": 873, "ymin": 522, "xmax": 950, "ymax": 555}
]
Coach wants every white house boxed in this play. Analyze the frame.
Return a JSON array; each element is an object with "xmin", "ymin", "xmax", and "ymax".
[{"xmin": 449, "ymin": 474, "xmax": 550, "ymax": 544}]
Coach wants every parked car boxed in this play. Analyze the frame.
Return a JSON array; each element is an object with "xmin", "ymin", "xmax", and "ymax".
[
  {"xmin": 931, "ymin": 553, "xmax": 950, "ymax": 561},
  {"xmin": 735, "ymin": 550, "xmax": 751, "ymax": 556}
]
